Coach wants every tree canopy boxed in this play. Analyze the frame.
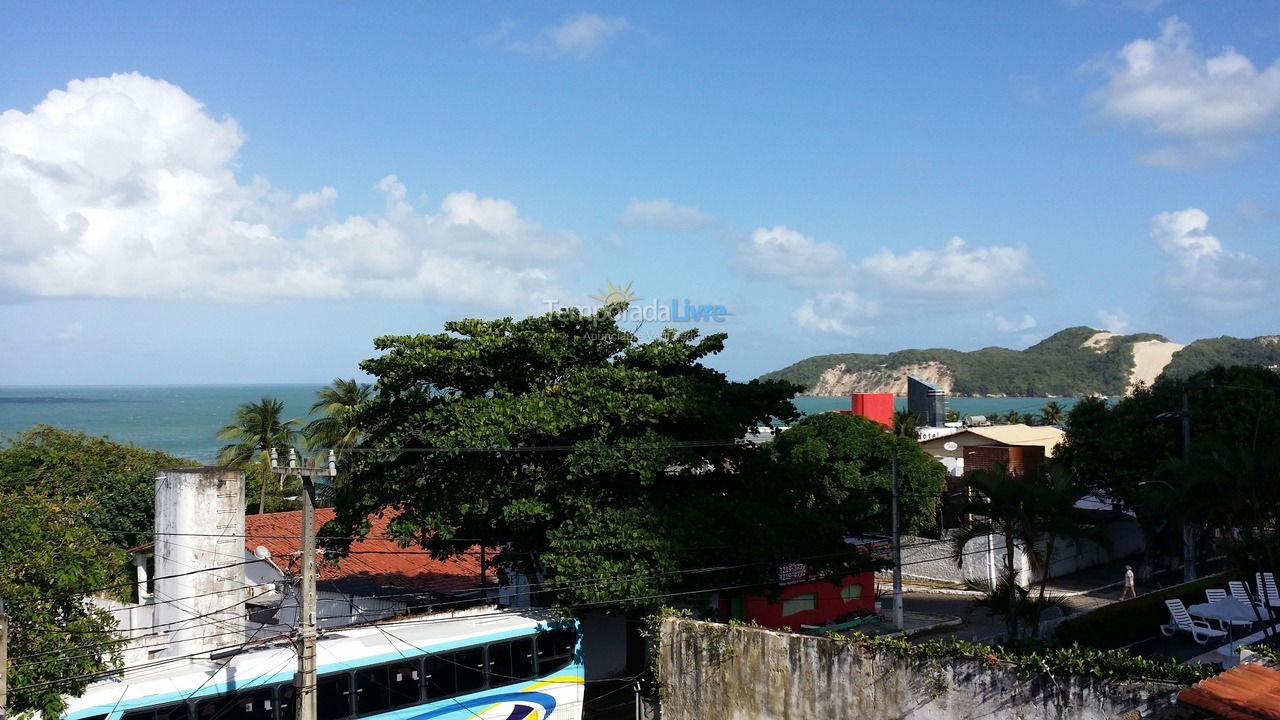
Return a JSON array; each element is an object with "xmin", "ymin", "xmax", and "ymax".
[
  {"xmin": 756, "ymin": 412, "xmax": 944, "ymax": 535},
  {"xmin": 326, "ymin": 306, "xmax": 887, "ymax": 608},
  {"xmin": 1057, "ymin": 365, "xmax": 1280, "ymax": 572},
  {"xmin": 0, "ymin": 425, "xmax": 190, "ymax": 548},
  {"xmin": 1, "ymin": 490, "xmax": 125, "ymax": 720}
]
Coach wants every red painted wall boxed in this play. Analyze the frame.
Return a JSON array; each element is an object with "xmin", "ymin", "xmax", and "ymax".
[
  {"xmin": 718, "ymin": 573, "xmax": 876, "ymax": 630},
  {"xmin": 850, "ymin": 393, "xmax": 894, "ymax": 428}
]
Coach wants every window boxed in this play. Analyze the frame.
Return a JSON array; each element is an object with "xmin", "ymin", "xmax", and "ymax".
[
  {"xmin": 355, "ymin": 666, "xmax": 391, "ymax": 716},
  {"xmin": 488, "ymin": 638, "xmax": 535, "ymax": 684},
  {"xmin": 535, "ymin": 628, "xmax": 575, "ymax": 674},
  {"xmin": 840, "ymin": 583, "xmax": 864, "ymax": 603},
  {"xmin": 386, "ymin": 661, "xmax": 421, "ymax": 708},
  {"xmin": 782, "ymin": 592, "xmax": 817, "ymax": 616},
  {"xmin": 454, "ymin": 647, "xmax": 486, "ymax": 693},
  {"xmin": 424, "ymin": 654, "xmax": 457, "ymax": 699},
  {"xmin": 317, "ymin": 675, "xmax": 352, "ymax": 720},
  {"xmin": 197, "ymin": 690, "xmax": 272, "ymax": 720}
]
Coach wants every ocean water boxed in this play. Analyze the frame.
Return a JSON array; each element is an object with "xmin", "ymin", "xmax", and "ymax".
[{"xmin": 0, "ymin": 386, "xmax": 1081, "ymax": 464}]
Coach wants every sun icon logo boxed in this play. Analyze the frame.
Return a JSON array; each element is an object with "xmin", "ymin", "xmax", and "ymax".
[{"xmin": 590, "ymin": 280, "xmax": 640, "ymax": 305}]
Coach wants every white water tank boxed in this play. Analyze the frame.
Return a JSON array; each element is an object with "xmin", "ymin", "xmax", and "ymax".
[{"xmin": 153, "ymin": 466, "xmax": 246, "ymax": 656}]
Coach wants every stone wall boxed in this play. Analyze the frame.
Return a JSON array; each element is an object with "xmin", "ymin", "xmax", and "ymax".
[{"xmin": 658, "ymin": 618, "xmax": 1187, "ymax": 720}]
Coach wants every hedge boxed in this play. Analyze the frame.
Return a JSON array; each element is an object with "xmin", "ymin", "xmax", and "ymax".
[{"xmin": 1054, "ymin": 570, "xmax": 1243, "ymax": 649}]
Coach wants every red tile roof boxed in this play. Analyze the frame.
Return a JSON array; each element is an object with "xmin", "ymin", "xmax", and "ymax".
[
  {"xmin": 1178, "ymin": 663, "xmax": 1280, "ymax": 720},
  {"xmin": 244, "ymin": 509, "xmax": 496, "ymax": 599}
]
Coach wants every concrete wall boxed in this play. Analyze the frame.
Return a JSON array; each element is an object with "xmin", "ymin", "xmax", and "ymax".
[
  {"xmin": 901, "ymin": 519, "xmax": 1144, "ymax": 586},
  {"xmin": 658, "ymin": 619, "xmax": 1186, "ymax": 720}
]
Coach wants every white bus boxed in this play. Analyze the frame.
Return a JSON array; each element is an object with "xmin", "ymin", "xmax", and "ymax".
[{"xmin": 63, "ymin": 610, "xmax": 583, "ymax": 720}]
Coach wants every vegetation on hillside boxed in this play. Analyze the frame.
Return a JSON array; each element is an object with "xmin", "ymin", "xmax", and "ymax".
[
  {"xmin": 761, "ymin": 326, "xmax": 1279, "ymax": 397},
  {"xmin": 761, "ymin": 327, "xmax": 1172, "ymax": 396},
  {"xmin": 1162, "ymin": 336, "xmax": 1280, "ymax": 379}
]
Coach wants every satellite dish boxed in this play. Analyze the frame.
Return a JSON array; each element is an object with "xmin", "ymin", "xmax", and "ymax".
[
  {"xmin": 943, "ymin": 441, "xmax": 958, "ymax": 452},
  {"xmin": 254, "ymin": 545, "xmax": 272, "ymax": 561}
]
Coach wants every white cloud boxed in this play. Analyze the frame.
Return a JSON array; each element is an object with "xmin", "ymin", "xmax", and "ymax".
[
  {"xmin": 1090, "ymin": 17, "xmax": 1280, "ymax": 165},
  {"xmin": 792, "ymin": 291, "xmax": 879, "ymax": 336},
  {"xmin": 1150, "ymin": 208, "xmax": 1274, "ymax": 312},
  {"xmin": 732, "ymin": 224, "xmax": 1039, "ymax": 336},
  {"xmin": 733, "ymin": 225, "xmax": 849, "ymax": 287},
  {"xmin": 619, "ymin": 198, "xmax": 715, "ymax": 232},
  {"xmin": 986, "ymin": 312, "xmax": 1038, "ymax": 333},
  {"xmin": 503, "ymin": 13, "xmax": 629, "ymax": 60},
  {"xmin": 0, "ymin": 74, "xmax": 576, "ymax": 306},
  {"xmin": 858, "ymin": 237, "xmax": 1036, "ymax": 301},
  {"xmin": 1097, "ymin": 309, "xmax": 1132, "ymax": 333}
]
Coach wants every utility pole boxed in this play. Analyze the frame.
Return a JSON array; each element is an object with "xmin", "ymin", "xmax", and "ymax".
[
  {"xmin": 271, "ymin": 448, "xmax": 336, "ymax": 720},
  {"xmin": 891, "ymin": 443, "xmax": 903, "ymax": 632},
  {"xmin": 1180, "ymin": 387, "xmax": 1196, "ymax": 584},
  {"xmin": 1, "ymin": 599, "xmax": 8, "ymax": 720}
]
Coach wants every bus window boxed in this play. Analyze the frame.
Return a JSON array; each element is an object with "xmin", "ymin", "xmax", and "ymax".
[
  {"xmin": 122, "ymin": 709, "xmax": 155, "ymax": 720},
  {"xmin": 355, "ymin": 666, "xmax": 391, "ymax": 716},
  {"xmin": 489, "ymin": 639, "xmax": 535, "ymax": 683},
  {"xmin": 165, "ymin": 704, "xmax": 190, "ymax": 720},
  {"xmin": 454, "ymin": 648, "xmax": 485, "ymax": 694},
  {"xmin": 536, "ymin": 629, "xmax": 576, "ymax": 674},
  {"xmin": 316, "ymin": 675, "xmax": 352, "ymax": 720},
  {"xmin": 424, "ymin": 654, "xmax": 457, "ymax": 700},
  {"xmin": 278, "ymin": 685, "xmax": 294, "ymax": 719},
  {"xmin": 387, "ymin": 660, "xmax": 421, "ymax": 708}
]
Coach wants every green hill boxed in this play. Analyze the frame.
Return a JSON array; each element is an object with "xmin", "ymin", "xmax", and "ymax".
[{"xmin": 761, "ymin": 327, "xmax": 1279, "ymax": 397}]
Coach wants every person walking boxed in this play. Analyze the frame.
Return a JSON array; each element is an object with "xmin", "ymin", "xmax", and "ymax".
[{"xmin": 1121, "ymin": 564, "xmax": 1137, "ymax": 600}]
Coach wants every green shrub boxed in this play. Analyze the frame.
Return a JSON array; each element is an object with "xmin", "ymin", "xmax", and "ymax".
[
  {"xmin": 1054, "ymin": 571, "xmax": 1242, "ymax": 649},
  {"xmin": 826, "ymin": 631, "xmax": 1217, "ymax": 685}
]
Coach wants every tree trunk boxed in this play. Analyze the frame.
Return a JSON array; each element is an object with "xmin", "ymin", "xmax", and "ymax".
[{"xmin": 1005, "ymin": 530, "xmax": 1018, "ymax": 641}]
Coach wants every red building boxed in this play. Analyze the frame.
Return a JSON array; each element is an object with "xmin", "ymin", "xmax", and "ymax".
[
  {"xmin": 717, "ymin": 568, "xmax": 877, "ymax": 630},
  {"xmin": 840, "ymin": 392, "xmax": 894, "ymax": 428}
]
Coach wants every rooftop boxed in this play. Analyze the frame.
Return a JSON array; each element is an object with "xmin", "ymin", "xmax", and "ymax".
[
  {"xmin": 918, "ymin": 423, "xmax": 1065, "ymax": 456},
  {"xmin": 1178, "ymin": 663, "xmax": 1280, "ymax": 720},
  {"xmin": 245, "ymin": 508, "xmax": 496, "ymax": 598}
]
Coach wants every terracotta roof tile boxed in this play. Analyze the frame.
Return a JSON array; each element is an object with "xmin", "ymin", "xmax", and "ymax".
[
  {"xmin": 1178, "ymin": 663, "xmax": 1280, "ymax": 720},
  {"xmin": 244, "ymin": 509, "xmax": 496, "ymax": 599}
]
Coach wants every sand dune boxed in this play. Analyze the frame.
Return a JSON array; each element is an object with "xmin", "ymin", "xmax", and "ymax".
[{"xmin": 1128, "ymin": 339, "xmax": 1185, "ymax": 393}]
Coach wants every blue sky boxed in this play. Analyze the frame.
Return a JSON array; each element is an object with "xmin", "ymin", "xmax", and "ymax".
[{"xmin": 0, "ymin": 1, "xmax": 1277, "ymax": 384}]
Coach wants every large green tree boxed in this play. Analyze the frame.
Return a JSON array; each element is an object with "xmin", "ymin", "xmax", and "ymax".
[
  {"xmin": 1, "ymin": 490, "xmax": 125, "ymax": 720},
  {"xmin": 757, "ymin": 412, "xmax": 945, "ymax": 535},
  {"xmin": 1057, "ymin": 365, "xmax": 1280, "ymax": 574},
  {"xmin": 0, "ymin": 426, "xmax": 189, "ymax": 548},
  {"xmin": 326, "ymin": 306, "xmax": 878, "ymax": 608}
]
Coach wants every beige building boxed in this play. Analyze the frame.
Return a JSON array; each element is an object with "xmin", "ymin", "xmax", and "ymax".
[{"xmin": 918, "ymin": 423, "xmax": 1065, "ymax": 476}]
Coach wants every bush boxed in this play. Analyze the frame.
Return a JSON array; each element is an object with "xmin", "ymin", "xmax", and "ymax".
[
  {"xmin": 1054, "ymin": 571, "xmax": 1242, "ymax": 649},
  {"xmin": 827, "ymin": 631, "xmax": 1217, "ymax": 685}
]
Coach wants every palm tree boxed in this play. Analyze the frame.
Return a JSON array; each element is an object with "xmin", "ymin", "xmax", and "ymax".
[
  {"xmin": 1001, "ymin": 410, "xmax": 1021, "ymax": 425},
  {"xmin": 892, "ymin": 409, "xmax": 921, "ymax": 438},
  {"xmin": 965, "ymin": 568, "xmax": 1070, "ymax": 639},
  {"xmin": 945, "ymin": 409, "xmax": 960, "ymax": 423},
  {"xmin": 1040, "ymin": 401, "xmax": 1066, "ymax": 427},
  {"xmin": 217, "ymin": 397, "xmax": 302, "ymax": 513},
  {"xmin": 303, "ymin": 378, "xmax": 372, "ymax": 453},
  {"xmin": 953, "ymin": 462, "xmax": 1095, "ymax": 639}
]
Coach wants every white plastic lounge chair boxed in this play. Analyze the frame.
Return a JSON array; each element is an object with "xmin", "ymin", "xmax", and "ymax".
[
  {"xmin": 1256, "ymin": 572, "xmax": 1280, "ymax": 609},
  {"xmin": 1161, "ymin": 599, "xmax": 1227, "ymax": 645},
  {"xmin": 1204, "ymin": 589, "xmax": 1252, "ymax": 631},
  {"xmin": 1228, "ymin": 580, "xmax": 1270, "ymax": 619}
]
